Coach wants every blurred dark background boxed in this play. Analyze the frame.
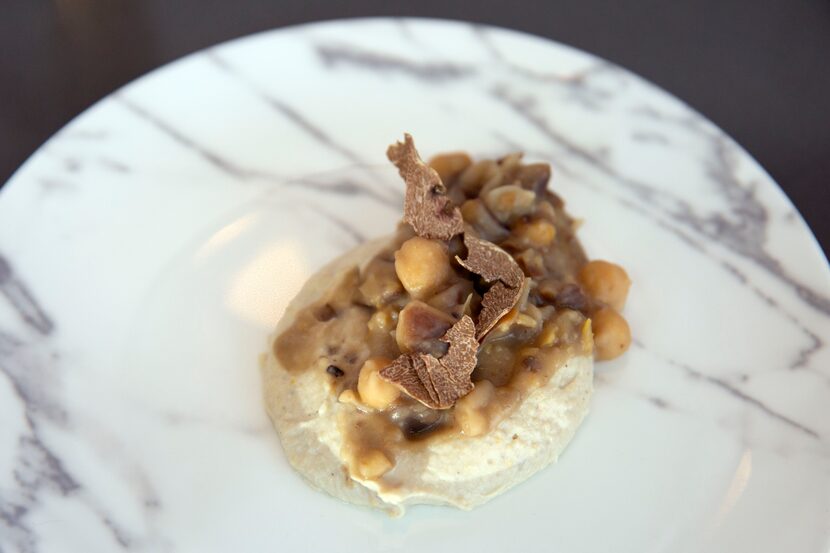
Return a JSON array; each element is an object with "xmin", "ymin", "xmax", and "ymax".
[{"xmin": 1, "ymin": 0, "xmax": 828, "ymax": 255}]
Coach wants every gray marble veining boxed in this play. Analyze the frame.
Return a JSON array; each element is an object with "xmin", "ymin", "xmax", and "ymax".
[{"xmin": 0, "ymin": 18, "xmax": 828, "ymax": 553}]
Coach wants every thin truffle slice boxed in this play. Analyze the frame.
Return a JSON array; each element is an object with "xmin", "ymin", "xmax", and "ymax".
[
  {"xmin": 456, "ymin": 234, "xmax": 523, "ymax": 288},
  {"xmin": 387, "ymin": 134, "xmax": 464, "ymax": 241},
  {"xmin": 476, "ymin": 281, "xmax": 524, "ymax": 340},
  {"xmin": 455, "ymin": 234, "xmax": 526, "ymax": 338},
  {"xmin": 439, "ymin": 315, "xmax": 477, "ymax": 375},
  {"xmin": 432, "ymin": 315, "xmax": 477, "ymax": 406},
  {"xmin": 380, "ymin": 315, "xmax": 478, "ymax": 409},
  {"xmin": 380, "ymin": 354, "xmax": 437, "ymax": 407}
]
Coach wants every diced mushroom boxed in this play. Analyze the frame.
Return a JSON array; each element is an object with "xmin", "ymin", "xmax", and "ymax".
[
  {"xmin": 498, "ymin": 152, "xmax": 524, "ymax": 176},
  {"xmin": 460, "ymin": 199, "xmax": 510, "ymax": 243},
  {"xmin": 484, "ymin": 184, "xmax": 537, "ymax": 224},
  {"xmin": 514, "ymin": 249, "xmax": 547, "ymax": 279},
  {"xmin": 389, "ymin": 404, "xmax": 447, "ymax": 439},
  {"xmin": 395, "ymin": 301, "xmax": 455, "ymax": 357},
  {"xmin": 516, "ymin": 163, "xmax": 551, "ymax": 196},
  {"xmin": 458, "ymin": 159, "xmax": 500, "ymax": 197},
  {"xmin": 426, "ymin": 280, "xmax": 474, "ymax": 317},
  {"xmin": 554, "ymin": 283, "xmax": 591, "ymax": 312}
]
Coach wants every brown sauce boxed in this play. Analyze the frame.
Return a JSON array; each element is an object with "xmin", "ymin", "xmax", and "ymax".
[{"xmin": 273, "ymin": 155, "xmax": 597, "ymax": 479}]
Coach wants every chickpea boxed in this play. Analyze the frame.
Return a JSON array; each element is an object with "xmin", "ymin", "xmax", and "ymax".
[
  {"xmin": 428, "ymin": 152, "xmax": 472, "ymax": 183},
  {"xmin": 337, "ymin": 389, "xmax": 361, "ymax": 406},
  {"xmin": 513, "ymin": 219, "xmax": 556, "ymax": 248},
  {"xmin": 460, "ymin": 199, "xmax": 480, "ymax": 224},
  {"xmin": 355, "ymin": 449, "xmax": 393, "ymax": 480},
  {"xmin": 455, "ymin": 380, "xmax": 495, "ymax": 437},
  {"xmin": 394, "ymin": 237, "xmax": 452, "ymax": 299},
  {"xmin": 578, "ymin": 260, "xmax": 631, "ymax": 311},
  {"xmin": 357, "ymin": 357, "xmax": 400, "ymax": 409},
  {"xmin": 591, "ymin": 307, "xmax": 631, "ymax": 361}
]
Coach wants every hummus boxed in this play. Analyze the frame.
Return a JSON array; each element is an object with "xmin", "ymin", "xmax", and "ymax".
[{"xmin": 261, "ymin": 136, "xmax": 631, "ymax": 515}]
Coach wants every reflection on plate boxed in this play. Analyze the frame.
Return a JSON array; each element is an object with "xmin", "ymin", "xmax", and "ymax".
[{"xmin": 0, "ymin": 18, "xmax": 828, "ymax": 553}]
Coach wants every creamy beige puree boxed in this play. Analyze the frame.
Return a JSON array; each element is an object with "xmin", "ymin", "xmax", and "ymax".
[{"xmin": 263, "ymin": 135, "xmax": 632, "ymax": 514}]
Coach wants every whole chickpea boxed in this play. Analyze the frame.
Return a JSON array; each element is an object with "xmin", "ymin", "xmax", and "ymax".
[
  {"xmin": 428, "ymin": 152, "xmax": 472, "ymax": 183},
  {"xmin": 394, "ymin": 237, "xmax": 452, "ymax": 299},
  {"xmin": 578, "ymin": 260, "xmax": 631, "ymax": 311},
  {"xmin": 513, "ymin": 219, "xmax": 557, "ymax": 248},
  {"xmin": 591, "ymin": 307, "xmax": 631, "ymax": 361},
  {"xmin": 357, "ymin": 358, "xmax": 400, "ymax": 409}
]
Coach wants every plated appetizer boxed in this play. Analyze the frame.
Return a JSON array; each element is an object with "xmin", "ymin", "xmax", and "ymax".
[{"xmin": 262, "ymin": 135, "xmax": 631, "ymax": 515}]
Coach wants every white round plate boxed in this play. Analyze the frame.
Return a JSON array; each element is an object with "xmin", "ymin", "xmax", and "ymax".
[{"xmin": 1, "ymin": 18, "xmax": 828, "ymax": 553}]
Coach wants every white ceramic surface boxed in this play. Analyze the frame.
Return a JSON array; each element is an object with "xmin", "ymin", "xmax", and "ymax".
[{"xmin": 1, "ymin": 18, "xmax": 829, "ymax": 553}]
